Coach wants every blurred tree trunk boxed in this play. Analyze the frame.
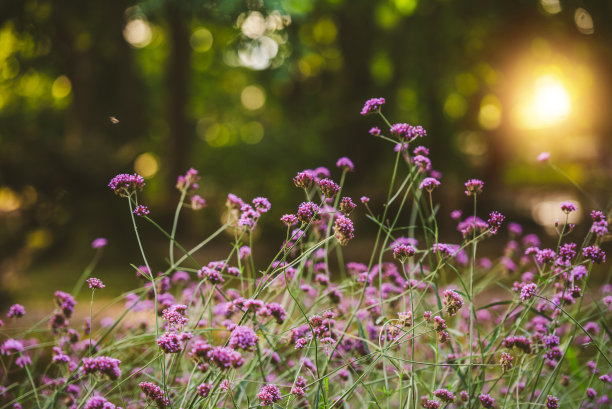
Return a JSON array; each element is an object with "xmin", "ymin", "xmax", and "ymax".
[{"xmin": 164, "ymin": 3, "xmax": 191, "ymax": 209}]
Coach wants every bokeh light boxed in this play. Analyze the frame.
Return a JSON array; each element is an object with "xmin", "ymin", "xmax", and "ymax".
[
  {"xmin": 123, "ymin": 19, "xmax": 152, "ymax": 48},
  {"xmin": 134, "ymin": 152, "xmax": 159, "ymax": 178},
  {"xmin": 240, "ymin": 85, "xmax": 266, "ymax": 110}
]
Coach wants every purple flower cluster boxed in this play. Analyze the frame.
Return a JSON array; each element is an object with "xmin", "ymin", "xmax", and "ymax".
[
  {"xmin": 108, "ymin": 173, "xmax": 145, "ymax": 196},
  {"xmin": 228, "ymin": 326, "xmax": 259, "ymax": 350},
  {"xmin": 334, "ymin": 215, "xmax": 355, "ymax": 245},
  {"xmin": 361, "ymin": 97, "xmax": 385, "ymax": 115},
  {"xmin": 392, "ymin": 244, "xmax": 416, "ymax": 262},
  {"xmin": 297, "ymin": 202, "xmax": 319, "ymax": 223},
  {"xmin": 84, "ymin": 397, "xmax": 119, "ymax": 409},
  {"xmin": 520, "ymin": 283, "xmax": 538, "ymax": 302},
  {"xmin": 443, "ymin": 290, "xmax": 464, "ymax": 316},
  {"xmin": 583, "ymin": 246, "xmax": 606, "ymax": 264},
  {"xmin": 319, "ymin": 178, "xmax": 340, "ymax": 199},
  {"xmin": 257, "ymin": 384, "xmax": 282, "ymax": 406},
  {"xmin": 293, "ymin": 171, "xmax": 315, "ymax": 189},
  {"xmin": 1, "ymin": 338, "xmax": 24, "ymax": 355},
  {"xmin": 82, "ymin": 356, "xmax": 122, "ymax": 380},
  {"xmin": 176, "ymin": 168, "xmax": 200, "ymax": 192},
  {"xmin": 488, "ymin": 211, "xmax": 505, "ymax": 235},
  {"xmin": 560, "ymin": 201, "xmax": 577, "ymax": 213},
  {"xmin": 208, "ymin": 346, "xmax": 244, "ymax": 370},
  {"xmin": 7, "ymin": 304, "xmax": 25, "ymax": 318},
  {"xmin": 339, "ymin": 197, "xmax": 356, "ymax": 215},
  {"xmin": 162, "ymin": 304, "xmax": 188, "ymax": 329},
  {"xmin": 389, "ymin": 123, "xmax": 427, "ymax": 142},
  {"xmin": 420, "ymin": 177, "xmax": 440, "ymax": 191},
  {"xmin": 590, "ymin": 210, "xmax": 608, "ymax": 236},
  {"xmin": 478, "ymin": 393, "xmax": 495, "ymax": 408},
  {"xmin": 197, "ymin": 382, "xmax": 212, "ymax": 398},
  {"xmin": 433, "ymin": 388, "xmax": 455, "ymax": 402},
  {"xmin": 87, "ymin": 278, "xmax": 105, "ymax": 289},
  {"xmin": 336, "ymin": 156, "xmax": 354, "ymax": 172},
  {"xmin": 464, "ymin": 179, "xmax": 484, "ymax": 196},
  {"xmin": 133, "ymin": 205, "xmax": 150, "ymax": 216},
  {"xmin": 139, "ymin": 381, "xmax": 170, "ymax": 408},
  {"xmin": 157, "ymin": 332, "xmax": 192, "ymax": 354}
]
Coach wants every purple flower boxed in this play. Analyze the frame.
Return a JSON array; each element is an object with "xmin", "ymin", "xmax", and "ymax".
[
  {"xmin": 15, "ymin": 354, "xmax": 31, "ymax": 368},
  {"xmin": 560, "ymin": 201, "xmax": 577, "ymax": 213},
  {"xmin": 263, "ymin": 302, "xmax": 287, "ymax": 324},
  {"xmin": 84, "ymin": 397, "xmax": 119, "ymax": 409},
  {"xmin": 361, "ymin": 97, "xmax": 385, "ymax": 115},
  {"xmin": 258, "ymin": 384, "xmax": 282, "ymax": 406},
  {"xmin": 253, "ymin": 197, "xmax": 271, "ymax": 213},
  {"xmin": 538, "ymin": 152, "xmax": 550, "ymax": 162},
  {"xmin": 587, "ymin": 388, "xmax": 597, "ymax": 399},
  {"xmin": 238, "ymin": 204, "xmax": 260, "ymax": 231},
  {"xmin": 334, "ymin": 215, "xmax": 355, "ymax": 245},
  {"xmin": 176, "ymin": 168, "xmax": 200, "ymax": 192},
  {"xmin": 488, "ymin": 211, "xmax": 505, "ymax": 235},
  {"xmin": 140, "ymin": 381, "xmax": 170, "ymax": 408},
  {"xmin": 433, "ymin": 315, "xmax": 447, "ymax": 332},
  {"xmin": 82, "ymin": 356, "xmax": 121, "ymax": 380},
  {"xmin": 157, "ymin": 332, "xmax": 192, "ymax": 354},
  {"xmin": 191, "ymin": 195, "xmax": 207, "ymax": 210},
  {"xmin": 583, "ymin": 246, "xmax": 606, "ymax": 264},
  {"xmin": 7, "ymin": 304, "xmax": 25, "ymax": 318},
  {"xmin": 420, "ymin": 177, "xmax": 440, "ymax": 192},
  {"xmin": 520, "ymin": 283, "xmax": 538, "ymax": 302},
  {"xmin": 464, "ymin": 179, "xmax": 484, "ymax": 196},
  {"xmin": 319, "ymin": 178, "xmax": 340, "ymax": 199},
  {"xmin": 479, "ymin": 393, "xmax": 495, "ymax": 408},
  {"xmin": 500, "ymin": 352, "xmax": 514, "ymax": 372},
  {"xmin": 91, "ymin": 238, "xmax": 107, "ymax": 249},
  {"xmin": 197, "ymin": 382, "xmax": 212, "ymax": 398},
  {"xmin": 412, "ymin": 155, "xmax": 431, "ymax": 173},
  {"xmin": 54, "ymin": 291, "xmax": 76, "ymax": 318},
  {"xmin": 336, "ymin": 157, "xmax": 354, "ymax": 172},
  {"xmin": 546, "ymin": 395, "xmax": 559, "ymax": 409},
  {"xmin": 369, "ymin": 127, "xmax": 381, "ymax": 136},
  {"xmin": 293, "ymin": 171, "xmax": 315, "ymax": 189},
  {"xmin": 433, "ymin": 389, "xmax": 456, "ymax": 402},
  {"xmin": 339, "ymin": 197, "xmax": 356, "ymax": 215},
  {"xmin": 280, "ymin": 214, "xmax": 299, "ymax": 227},
  {"xmin": 360, "ymin": 196, "xmax": 370, "ymax": 204},
  {"xmin": 390, "ymin": 123, "xmax": 426, "ymax": 142},
  {"xmin": 297, "ymin": 202, "xmax": 319, "ymax": 223},
  {"xmin": 108, "ymin": 173, "xmax": 145, "ymax": 196},
  {"xmin": 1, "ymin": 339, "xmax": 24, "ymax": 355},
  {"xmin": 208, "ymin": 346, "xmax": 244, "ymax": 370},
  {"xmin": 414, "ymin": 145, "xmax": 429, "ymax": 156},
  {"xmin": 535, "ymin": 248, "xmax": 556, "ymax": 264},
  {"xmin": 87, "ymin": 278, "xmax": 105, "ymax": 290},
  {"xmin": 226, "ymin": 193, "xmax": 245, "ymax": 209},
  {"xmin": 422, "ymin": 399, "xmax": 441, "ymax": 409},
  {"xmin": 133, "ymin": 205, "xmax": 150, "ymax": 216},
  {"xmin": 590, "ymin": 210, "xmax": 608, "ymax": 236},
  {"xmin": 443, "ymin": 290, "xmax": 464, "ymax": 316},
  {"xmin": 392, "ymin": 244, "xmax": 416, "ymax": 262},
  {"xmin": 162, "ymin": 304, "xmax": 188, "ymax": 328},
  {"xmin": 228, "ymin": 326, "xmax": 259, "ymax": 351}
]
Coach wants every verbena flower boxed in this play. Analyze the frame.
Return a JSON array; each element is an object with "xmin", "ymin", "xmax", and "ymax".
[
  {"xmin": 7, "ymin": 304, "xmax": 25, "ymax": 318},
  {"xmin": 361, "ymin": 97, "xmax": 385, "ymax": 115},
  {"xmin": 257, "ymin": 384, "xmax": 282, "ymax": 406},
  {"xmin": 208, "ymin": 346, "xmax": 244, "ymax": 370},
  {"xmin": 139, "ymin": 381, "xmax": 170, "ymax": 408},
  {"xmin": 253, "ymin": 197, "xmax": 271, "ymax": 213},
  {"xmin": 546, "ymin": 395, "xmax": 559, "ymax": 409},
  {"xmin": 420, "ymin": 177, "xmax": 440, "ymax": 192},
  {"xmin": 293, "ymin": 171, "xmax": 315, "ymax": 189},
  {"xmin": 488, "ymin": 211, "xmax": 505, "ymax": 235},
  {"xmin": 87, "ymin": 278, "xmax": 105, "ymax": 289},
  {"xmin": 392, "ymin": 244, "xmax": 416, "ymax": 262},
  {"xmin": 520, "ymin": 283, "xmax": 538, "ymax": 302},
  {"xmin": 228, "ymin": 326, "xmax": 259, "ymax": 351},
  {"xmin": 297, "ymin": 202, "xmax": 319, "ymax": 223},
  {"xmin": 336, "ymin": 157, "xmax": 354, "ymax": 172},
  {"xmin": 334, "ymin": 215, "xmax": 355, "ymax": 245},
  {"xmin": 538, "ymin": 152, "xmax": 550, "ymax": 162},
  {"xmin": 479, "ymin": 393, "xmax": 495, "ymax": 408},
  {"xmin": 82, "ymin": 356, "xmax": 121, "ymax": 380},
  {"xmin": 108, "ymin": 173, "xmax": 145, "ymax": 196},
  {"xmin": 133, "ymin": 205, "xmax": 150, "ymax": 216},
  {"xmin": 319, "ymin": 178, "xmax": 340, "ymax": 199},
  {"xmin": 84, "ymin": 396, "xmax": 119, "ymax": 409},
  {"xmin": 464, "ymin": 179, "xmax": 484, "ymax": 196},
  {"xmin": 443, "ymin": 290, "xmax": 464, "ymax": 316},
  {"xmin": 560, "ymin": 201, "xmax": 577, "ymax": 213},
  {"xmin": 433, "ymin": 389, "xmax": 455, "ymax": 402},
  {"xmin": 339, "ymin": 197, "xmax": 356, "ymax": 215},
  {"xmin": 157, "ymin": 332, "xmax": 192, "ymax": 354},
  {"xmin": 91, "ymin": 238, "xmax": 107, "ymax": 249},
  {"xmin": 583, "ymin": 246, "xmax": 606, "ymax": 264},
  {"xmin": 369, "ymin": 127, "xmax": 381, "ymax": 136},
  {"xmin": 197, "ymin": 382, "xmax": 212, "ymax": 398}
]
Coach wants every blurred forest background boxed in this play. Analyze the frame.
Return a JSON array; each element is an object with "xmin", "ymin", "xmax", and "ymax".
[{"xmin": 0, "ymin": 0, "xmax": 611, "ymax": 305}]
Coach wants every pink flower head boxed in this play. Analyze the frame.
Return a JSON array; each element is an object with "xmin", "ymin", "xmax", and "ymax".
[
  {"xmin": 293, "ymin": 171, "xmax": 315, "ymax": 189},
  {"xmin": 336, "ymin": 157, "xmax": 354, "ymax": 172},
  {"xmin": 91, "ymin": 238, "xmax": 107, "ymax": 249},
  {"xmin": 281, "ymin": 214, "xmax": 299, "ymax": 226},
  {"xmin": 87, "ymin": 278, "xmax": 105, "ymax": 290},
  {"xmin": 560, "ymin": 201, "xmax": 577, "ymax": 214},
  {"xmin": 420, "ymin": 177, "xmax": 440, "ymax": 192},
  {"xmin": 334, "ymin": 215, "xmax": 355, "ymax": 245},
  {"xmin": 464, "ymin": 179, "xmax": 484, "ymax": 196},
  {"xmin": 7, "ymin": 304, "xmax": 25, "ymax": 318},
  {"xmin": 228, "ymin": 326, "xmax": 259, "ymax": 351},
  {"xmin": 258, "ymin": 384, "xmax": 282, "ymax": 406},
  {"xmin": 361, "ymin": 98, "xmax": 385, "ymax": 115},
  {"xmin": 297, "ymin": 202, "xmax": 319, "ymax": 223},
  {"xmin": 319, "ymin": 178, "xmax": 340, "ymax": 199},
  {"xmin": 133, "ymin": 205, "xmax": 150, "ymax": 216},
  {"xmin": 537, "ymin": 152, "xmax": 550, "ymax": 163},
  {"xmin": 392, "ymin": 244, "xmax": 416, "ymax": 262},
  {"xmin": 108, "ymin": 173, "xmax": 145, "ymax": 196}
]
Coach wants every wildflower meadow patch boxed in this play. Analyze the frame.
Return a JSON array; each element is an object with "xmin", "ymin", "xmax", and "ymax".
[{"xmin": 1, "ymin": 98, "xmax": 610, "ymax": 409}]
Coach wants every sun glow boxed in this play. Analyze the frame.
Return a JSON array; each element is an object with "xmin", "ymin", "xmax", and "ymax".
[{"xmin": 516, "ymin": 73, "xmax": 571, "ymax": 129}]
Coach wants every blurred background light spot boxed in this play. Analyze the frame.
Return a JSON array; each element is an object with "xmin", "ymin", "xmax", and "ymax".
[
  {"xmin": 123, "ymin": 19, "xmax": 152, "ymax": 48},
  {"xmin": 444, "ymin": 93, "xmax": 468, "ymax": 119},
  {"xmin": 375, "ymin": 4, "xmax": 400, "ymax": 29},
  {"xmin": 457, "ymin": 131, "xmax": 488, "ymax": 157},
  {"xmin": 370, "ymin": 52, "xmax": 393, "ymax": 85},
  {"xmin": 237, "ymin": 36, "xmax": 279, "ymax": 70},
  {"xmin": 241, "ymin": 12, "xmax": 266, "ymax": 39},
  {"xmin": 190, "ymin": 28, "xmax": 213, "ymax": 53},
  {"xmin": 394, "ymin": 0, "xmax": 418, "ymax": 16},
  {"xmin": 2, "ymin": 56, "xmax": 20, "ymax": 80},
  {"xmin": 531, "ymin": 197, "xmax": 582, "ymax": 228},
  {"xmin": 478, "ymin": 94, "xmax": 502, "ymax": 130},
  {"xmin": 517, "ymin": 73, "xmax": 571, "ymax": 129},
  {"xmin": 455, "ymin": 73, "xmax": 479, "ymax": 96},
  {"xmin": 205, "ymin": 123, "xmax": 236, "ymax": 147},
  {"xmin": 313, "ymin": 18, "xmax": 337, "ymax": 44},
  {"xmin": 0, "ymin": 187, "xmax": 21, "ymax": 212},
  {"xmin": 241, "ymin": 85, "xmax": 266, "ymax": 110},
  {"xmin": 134, "ymin": 152, "xmax": 159, "ymax": 178},
  {"xmin": 240, "ymin": 121, "xmax": 264, "ymax": 144},
  {"xmin": 574, "ymin": 8, "xmax": 594, "ymax": 35},
  {"xmin": 51, "ymin": 75, "xmax": 71, "ymax": 99},
  {"xmin": 26, "ymin": 228, "xmax": 52, "ymax": 249},
  {"xmin": 540, "ymin": 0, "xmax": 562, "ymax": 14}
]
